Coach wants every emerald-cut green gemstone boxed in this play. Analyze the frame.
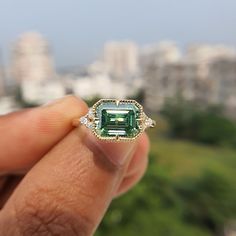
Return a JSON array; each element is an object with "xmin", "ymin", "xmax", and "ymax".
[{"xmin": 95, "ymin": 101, "xmax": 141, "ymax": 139}]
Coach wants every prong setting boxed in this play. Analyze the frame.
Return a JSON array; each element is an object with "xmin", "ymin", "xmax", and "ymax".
[{"xmin": 74, "ymin": 99, "xmax": 156, "ymax": 142}]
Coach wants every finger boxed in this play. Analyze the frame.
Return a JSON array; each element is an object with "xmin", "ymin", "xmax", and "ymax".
[
  {"xmin": 0, "ymin": 135, "xmax": 149, "ymax": 209},
  {"xmin": 0, "ymin": 128, "xmax": 148, "ymax": 235},
  {"xmin": 0, "ymin": 135, "xmax": 149, "ymax": 210},
  {"xmin": 0, "ymin": 95, "xmax": 87, "ymax": 173},
  {"xmin": 0, "ymin": 177, "xmax": 8, "ymax": 191},
  {"xmin": 125, "ymin": 133, "xmax": 149, "ymax": 177},
  {"xmin": 115, "ymin": 155, "xmax": 148, "ymax": 197},
  {"xmin": 0, "ymin": 176, "xmax": 23, "ymax": 209},
  {"xmin": 114, "ymin": 134, "xmax": 149, "ymax": 197}
]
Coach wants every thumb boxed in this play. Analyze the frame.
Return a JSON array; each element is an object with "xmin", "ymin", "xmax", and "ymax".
[{"xmin": 0, "ymin": 126, "xmax": 139, "ymax": 235}]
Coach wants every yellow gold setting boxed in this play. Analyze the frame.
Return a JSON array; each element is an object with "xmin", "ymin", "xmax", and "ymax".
[{"xmin": 73, "ymin": 99, "xmax": 156, "ymax": 142}]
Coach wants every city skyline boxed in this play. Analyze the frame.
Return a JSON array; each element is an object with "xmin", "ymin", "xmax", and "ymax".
[
  {"xmin": 0, "ymin": 0, "xmax": 236, "ymax": 67},
  {"xmin": 0, "ymin": 30, "xmax": 236, "ymax": 117}
]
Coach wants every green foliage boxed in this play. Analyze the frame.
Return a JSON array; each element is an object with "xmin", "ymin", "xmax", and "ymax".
[
  {"xmin": 84, "ymin": 96, "xmax": 102, "ymax": 107},
  {"xmin": 161, "ymin": 97, "xmax": 236, "ymax": 146},
  {"xmin": 96, "ymin": 137, "xmax": 236, "ymax": 236},
  {"xmin": 173, "ymin": 171, "xmax": 236, "ymax": 233},
  {"xmin": 127, "ymin": 89, "xmax": 145, "ymax": 105}
]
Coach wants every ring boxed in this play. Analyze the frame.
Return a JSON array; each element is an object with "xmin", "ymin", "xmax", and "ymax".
[{"xmin": 73, "ymin": 99, "xmax": 156, "ymax": 141}]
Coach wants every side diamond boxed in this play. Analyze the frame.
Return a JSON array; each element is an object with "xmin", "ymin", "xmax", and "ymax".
[
  {"xmin": 143, "ymin": 114, "xmax": 156, "ymax": 129},
  {"xmin": 80, "ymin": 116, "xmax": 88, "ymax": 125},
  {"xmin": 80, "ymin": 108, "xmax": 95, "ymax": 129}
]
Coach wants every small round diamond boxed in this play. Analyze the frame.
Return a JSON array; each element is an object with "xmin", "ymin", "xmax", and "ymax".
[
  {"xmin": 80, "ymin": 116, "xmax": 88, "ymax": 125},
  {"xmin": 79, "ymin": 112, "xmax": 94, "ymax": 129},
  {"xmin": 145, "ymin": 118, "xmax": 154, "ymax": 127},
  {"xmin": 143, "ymin": 114, "xmax": 156, "ymax": 129}
]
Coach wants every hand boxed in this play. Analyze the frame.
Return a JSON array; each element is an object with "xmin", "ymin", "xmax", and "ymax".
[{"xmin": 0, "ymin": 96, "xmax": 149, "ymax": 236}]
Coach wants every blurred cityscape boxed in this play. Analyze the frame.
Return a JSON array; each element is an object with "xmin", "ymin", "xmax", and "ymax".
[
  {"xmin": 0, "ymin": 31, "xmax": 236, "ymax": 236},
  {"xmin": 0, "ymin": 31, "xmax": 236, "ymax": 118}
]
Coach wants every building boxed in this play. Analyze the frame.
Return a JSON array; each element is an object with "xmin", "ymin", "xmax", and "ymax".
[
  {"xmin": 141, "ymin": 41, "xmax": 181, "ymax": 66},
  {"xmin": 73, "ymin": 74, "xmax": 129, "ymax": 100},
  {"xmin": 185, "ymin": 44, "xmax": 236, "ymax": 64},
  {"xmin": 21, "ymin": 80, "xmax": 66, "ymax": 105},
  {"xmin": 144, "ymin": 61, "xmax": 203, "ymax": 112},
  {"xmin": 143, "ymin": 42, "xmax": 183, "ymax": 112},
  {"xmin": 144, "ymin": 43, "xmax": 236, "ymax": 114},
  {"xmin": 208, "ymin": 58, "xmax": 236, "ymax": 118},
  {"xmin": 185, "ymin": 44, "xmax": 236, "ymax": 79},
  {"xmin": 9, "ymin": 32, "xmax": 65, "ymax": 105},
  {"xmin": 103, "ymin": 41, "xmax": 139, "ymax": 80},
  {"xmin": 11, "ymin": 32, "xmax": 56, "ymax": 82}
]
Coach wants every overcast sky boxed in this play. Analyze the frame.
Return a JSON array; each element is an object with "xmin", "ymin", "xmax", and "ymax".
[{"xmin": 0, "ymin": 0, "xmax": 236, "ymax": 67}]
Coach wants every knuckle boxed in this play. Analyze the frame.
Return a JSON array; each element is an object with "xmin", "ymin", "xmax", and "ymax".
[{"xmin": 14, "ymin": 187, "xmax": 94, "ymax": 236}]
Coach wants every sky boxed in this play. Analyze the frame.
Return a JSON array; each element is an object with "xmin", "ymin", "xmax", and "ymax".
[{"xmin": 0, "ymin": 0, "xmax": 236, "ymax": 67}]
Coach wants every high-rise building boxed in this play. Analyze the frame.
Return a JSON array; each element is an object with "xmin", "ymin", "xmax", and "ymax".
[
  {"xmin": 10, "ymin": 32, "xmax": 65, "ymax": 105},
  {"xmin": 103, "ymin": 41, "xmax": 139, "ymax": 80},
  {"xmin": 141, "ymin": 41, "xmax": 181, "ymax": 67},
  {"xmin": 186, "ymin": 44, "xmax": 236, "ymax": 63},
  {"xmin": 11, "ymin": 32, "xmax": 55, "ymax": 82},
  {"xmin": 185, "ymin": 44, "xmax": 236, "ymax": 79},
  {"xmin": 208, "ymin": 59, "xmax": 236, "ymax": 109},
  {"xmin": 143, "ymin": 43, "xmax": 236, "ymax": 115},
  {"xmin": 144, "ymin": 61, "xmax": 203, "ymax": 112},
  {"xmin": 142, "ymin": 41, "xmax": 182, "ymax": 112}
]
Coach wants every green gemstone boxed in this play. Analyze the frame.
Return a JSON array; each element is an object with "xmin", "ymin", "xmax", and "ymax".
[{"xmin": 94, "ymin": 100, "xmax": 141, "ymax": 139}]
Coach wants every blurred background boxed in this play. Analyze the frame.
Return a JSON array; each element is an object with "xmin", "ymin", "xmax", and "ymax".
[{"xmin": 0, "ymin": 1, "xmax": 236, "ymax": 235}]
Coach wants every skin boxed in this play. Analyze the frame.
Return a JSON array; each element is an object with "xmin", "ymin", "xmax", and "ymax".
[{"xmin": 0, "ymin": 96, "xmax": 149, "ymax": 236}]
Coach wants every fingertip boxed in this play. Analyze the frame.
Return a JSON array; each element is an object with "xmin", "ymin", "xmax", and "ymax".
[
  {"xmin": 114, "ymin": 156, "xmax": 148, "ymax": 197},
  {"xmin": 56, "ymin": 95, "xmax": 88, "ymax": 115},
  {"xmin": 124, "ymin": 133, "xmax": 149, "ymax": 177},
  {"xmin": 114, "ymin": 134, "xmax": 150, "ymax": 197},
  {"xmin": 0, "ymin": 95, "xmax": 89, "ymax": 172},
  {"xmin": 138, "ymin": 133, "xmax": 150, "ymax": 155},
  {"xmin": 42, "ymin": 95, "xmax": 87, "ymax": 111},
  {"xmin": 36, "ymin": 95, "xmax": 88, "ymax": 135}
]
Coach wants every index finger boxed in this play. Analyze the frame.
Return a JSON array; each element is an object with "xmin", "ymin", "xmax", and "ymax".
[{"xmin": 0, "ymin": 96, "xmax": 88, "ymax": 173}]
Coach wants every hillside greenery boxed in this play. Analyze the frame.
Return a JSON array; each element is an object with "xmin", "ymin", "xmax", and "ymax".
[
  {"xmin": 161, "ymin": 97, "xmax": 236, "ymax": 147},
  {"xmin": 96, "ymin": 99, "xmax": 236, "ymax": 236},
  {"xmin": 96, "ymin": 134, "xmax": 236, "ymax": 236}
]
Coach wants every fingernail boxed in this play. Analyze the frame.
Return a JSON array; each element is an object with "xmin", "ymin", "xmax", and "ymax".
[{"xmin": 83, "ymin": 128, "xmax": 137, "ymax": 167}]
